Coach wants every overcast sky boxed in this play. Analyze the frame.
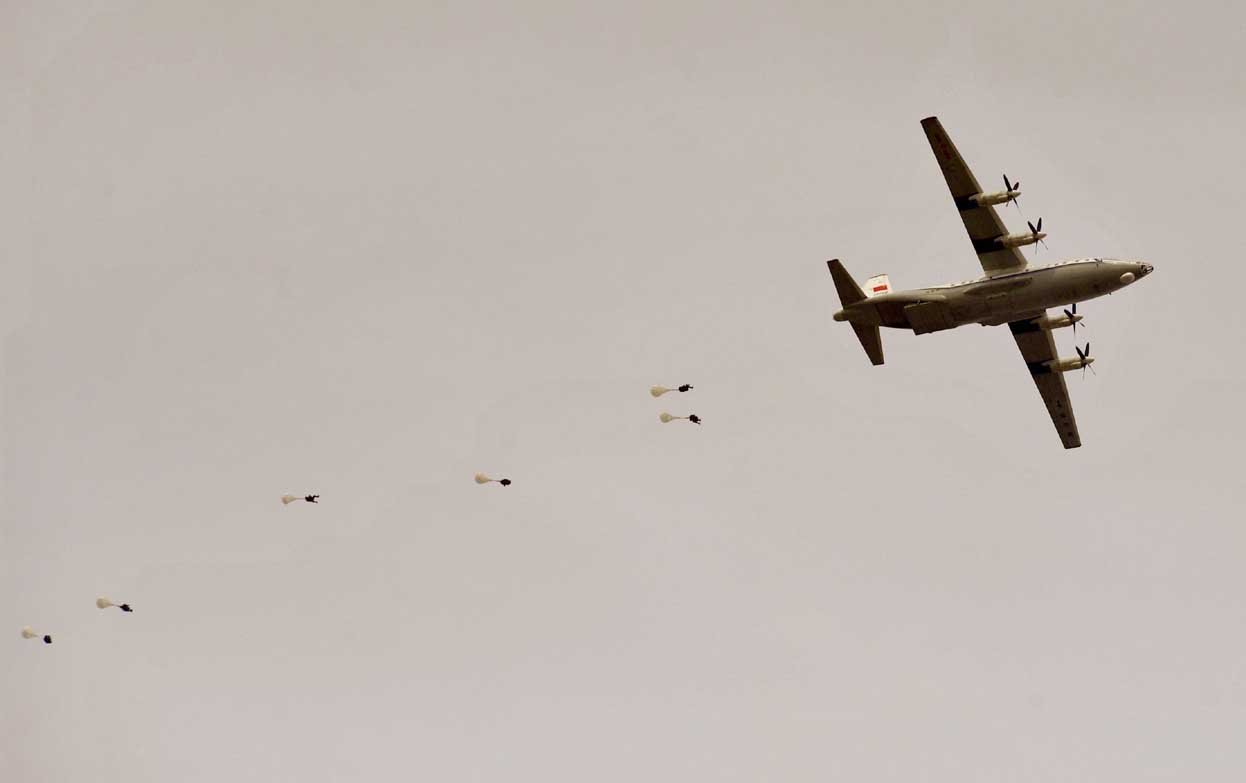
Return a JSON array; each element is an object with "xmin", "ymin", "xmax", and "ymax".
[{"xmin": 3, "ymin": 2, "xmax": 1245, "ymax": 781}]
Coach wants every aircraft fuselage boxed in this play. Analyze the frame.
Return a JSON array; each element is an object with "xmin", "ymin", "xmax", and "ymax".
[{"xmin": 833, "ymin": 258, "xmax": 1153, "ymax": 333}]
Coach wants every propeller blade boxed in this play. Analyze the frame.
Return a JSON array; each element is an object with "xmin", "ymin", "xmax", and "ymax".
[
  {"xmin": 1036, "ymin": 217, "xmax": 1043, "ymax": 232},
  {"xmin": 1075, "ymin": 345, "xmax": 1086, "ymax": 361},
  {"xmin": 1072, "ymin": 303, "xmax": 1077, "ymax": 315},
  {"xmin": 1004, "ymin": 174, "xmax": 1012, "ymax": 191},
  {"xmin": 1027, "ymin": 220, "xmax": 1037, "ymax": 233},
  {"xmin": 1063, "ymin": 309, "xmax": 1073, "ymax": 319}
]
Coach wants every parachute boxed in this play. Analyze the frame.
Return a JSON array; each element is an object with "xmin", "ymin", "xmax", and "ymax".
[
  {"xmin": 659, "ymin": 412, "xmax": 701, "ymax": 425},
  {"xmin": 475, "ymin": 473, "xmax": 512, "ymax": 486},
  {"xmin": 21, "ymin": 626, "xmax": 51, "ymax": 644},
  {"xmin": 97, "ymin": 597, "xmax": 133, "ymax": 612},
  {"xmin": 281, "ymin": 495, "xmax": 299, "ymax": 505},
  {"xmin": 650, "ymin": 384, "xmax": 693, "ymax": 397}
]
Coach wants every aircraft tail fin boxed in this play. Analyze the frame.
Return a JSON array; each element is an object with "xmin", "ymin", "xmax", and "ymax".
[
  {"xmin": 864, "ymin": 274, "xmax": 892, "ymax": 297},
  {"xmin": 826, "ymin": 259, "xmax": 866, "ymax": 306},
  {"xmin": 851, "ymin": 323, "xmax": 885, "ymax": 366}
]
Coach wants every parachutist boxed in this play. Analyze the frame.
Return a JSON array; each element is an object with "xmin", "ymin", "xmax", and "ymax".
[
  {"xmin": 678, "ymin": 384, "xmax": 693, "ymax": 392},
  {"xmin": 120, "ymin": 604, "xmax": 133, "ymax": 612},
  {"xmin": 499, "ymin": 479, "xmax": 512, "ymax": 486},
  {"xmin": 304, "ymin": 495, "xmax": 319, "ymax": 503},
  {"xmin": 659, "ymin": 412, "xmax": 700, "ymax": 425},
  {"xmin": 22, "ymin": 626, "xmax": 52, "ymax": 644}
]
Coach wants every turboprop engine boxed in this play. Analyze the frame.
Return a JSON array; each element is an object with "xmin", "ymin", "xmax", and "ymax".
[
  {"xmin": 1036, "ymin": 304, "xmax": 1083, "ymax": 332},
  {"xmin": 1046, "ymin": 356, "xmax": 1094, "ymax": 373},
  {"xmin": 970, "ymin": 174, "xmax": 1022, "ymax": 208},
  {"xmin": 971, "ymin": 191, "xmax": 1015, "ymax": 207},
  {"xmin": 1045, "ymin": 343, "xmax": 1095, "ymax": 375},
  {"xmin": 998, "ymin": 218, "xmax": 1046, "ymax": 249}
]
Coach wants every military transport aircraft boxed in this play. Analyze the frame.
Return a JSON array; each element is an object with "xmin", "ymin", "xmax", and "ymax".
[{"xmin": 827, "ymin": 116, "xmax": 1153, "ymax": 449}]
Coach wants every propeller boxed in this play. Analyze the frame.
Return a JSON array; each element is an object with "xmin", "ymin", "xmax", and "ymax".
[
  {"xmin": 1026, "ymin": 217, "xmax": 1048, "ymax": 255},
  {"xmin": 1074, "ymin": 342, "xmax": 1096, "ymax": 377},
  {"xmin": 1003, "ymin": 174, "xmax": 1021, "ymax": 210},
  {"xmin": 1062, "ymin": 302, "xmax": 1084, "ymax": 336}
]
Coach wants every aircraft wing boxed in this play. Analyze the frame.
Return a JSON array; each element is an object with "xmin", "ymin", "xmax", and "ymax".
[
  {"xmin": 921, "ymin": 117, "xmax": 1028, "ymax": 276},
  {"xmin": 1008, "ymin": 316, "xmax": 1081, "ymax": 449}
]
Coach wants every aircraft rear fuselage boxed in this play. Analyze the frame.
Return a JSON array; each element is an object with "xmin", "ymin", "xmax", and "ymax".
[{"xmin": 833, "ymin": 258, "xmax": 1153, "ymax": 333}]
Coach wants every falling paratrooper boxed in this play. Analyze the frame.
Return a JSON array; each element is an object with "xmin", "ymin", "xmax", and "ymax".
[
  {"xmin": 21, "ymin": 626, "xmax": 52, "ymax": 644},
  {"xmin": 650, "ymin": 384, "xmax": 694, "ymax": 397},
  {"xmin": 96, "ymin": 597, "xmax": 133, "ymax": 613},
  {"xmin": 475, "ymin": 473, "xmax": 512, "ymax": 487},
  {"xmin": 281, "ymin": 494, "xmax": 320, "ymax": 505},
  {"xmin": 659, "ymin": 412, "xmax": 702, "ymax": 425}
]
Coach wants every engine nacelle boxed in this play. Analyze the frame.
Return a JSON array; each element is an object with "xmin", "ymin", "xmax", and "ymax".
[
  {"xmin": 1036, "ymin": 312, "xmax": 1082, "ymax": 331},
  {"xmin": 970, "ymin": 190, "xmax": 1017, "ymax": 207},
  {"xmin": 998, "ymin": 230, "xmax": 1046, "ymax": 248},
  {"xmin": 1045, "ymin": 356, "xmax": 1094, "ymax": 374}
]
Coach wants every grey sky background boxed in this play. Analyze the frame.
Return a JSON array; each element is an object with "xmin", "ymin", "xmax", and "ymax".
[{"xmin": 3, "ymin": 1, "xmax": 1245, "ymax": 780}]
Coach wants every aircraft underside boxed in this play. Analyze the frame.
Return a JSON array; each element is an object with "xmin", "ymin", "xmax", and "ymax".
[
  {"xmin": 825, "ymin": 116, "xmax": 1153, "ymax": 449},
  {"xmin": 861, "ymin": 261, "xmax": 1138, "ymax": 334}
]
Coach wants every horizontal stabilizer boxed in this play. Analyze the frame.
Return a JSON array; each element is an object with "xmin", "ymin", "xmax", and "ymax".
[{"xmin": 851, "ymin": 323, "xmax": 884, "ymax": 366}]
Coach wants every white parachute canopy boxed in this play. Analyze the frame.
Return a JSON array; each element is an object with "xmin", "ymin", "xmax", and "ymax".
[
  {"xmin": 21, "ymin": 626, "xmax": 51, "ymax": 644},
  {"xmin": 97, "ymin": 596, "xmax": 133, "ymax": 612},
  {"xmin": 650, "ymin": 386, "xmax": 673, "ymax": 397},
  {"xmin": 281, "ymin": 494, "xmax": 299, "ymax": 505},
  {"xmin": 659, "ymin": 412, "xmax": 677, "ymax": 423}
]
